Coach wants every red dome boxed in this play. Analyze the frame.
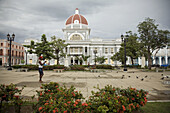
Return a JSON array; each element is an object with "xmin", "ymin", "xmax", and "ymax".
[{"xmin": 66, "ymin": 8, "xmax": 88, "ymax": 25}]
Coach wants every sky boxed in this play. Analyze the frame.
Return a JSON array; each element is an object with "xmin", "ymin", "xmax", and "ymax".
[{"xmin": 0, "ymin": 0, "xmax": 170, "ymax": 43}]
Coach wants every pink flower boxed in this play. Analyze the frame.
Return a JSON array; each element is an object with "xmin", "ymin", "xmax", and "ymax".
[
  {"xmin": 64, "ymin": 103, "xmax": 67, "ymax": 106},
  {"xmin": 64, "ymin": 110, "xmax": 67, "ymax": 113},
  {"xmin": 82, "ymin": 102, "xmax": 88, "ymax": 106},
  {"xmin": 53, "ymin": 110, "xmax": 56, "ymax": 113},
  {"xmin": 44, "ymin": 103, "xmax": 49, "ymax": 105},
  {"xmin": 67, "ymin": 101, "xmax": 71, "ymax": 104},
  {"xmin": 122, "ymin": 105, "xmax": 126, "ymax": 111},
  {"xmin": 75, "ymin": 101, "xmax": 78, "ymax": 105},
  {"xmin": 39, "ymin": 107, "xmax": 43, "ymax": 111}
]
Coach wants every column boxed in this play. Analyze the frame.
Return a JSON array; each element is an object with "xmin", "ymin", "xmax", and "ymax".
[
  {"xmin": 138, "ymin": 57, "xmax": 141, "ymax": 65},
  {"xmin": 67, "ymin": 46, "xmax": 70, "ymax": 54},
  {"xmin": 159, "ymin": 56, "xmax": 162, "ymax": 66},
  {"xmin": 100, "ymin": 47, "xmax": 102, "ymax": 57},
  {"xmin": 73, "ymin": 57, "xmax": 75, "ymax": 65},
  {"xmin": 83, "ymin": 46, "xmax": 85, "ymax": 55},
  {"xmin": 165, "ymin": 46, "xmax": 168, "ymax": 64},
  {"xmin": 152, "ymin": 57, "xmax": 155, "ymax": 65}
]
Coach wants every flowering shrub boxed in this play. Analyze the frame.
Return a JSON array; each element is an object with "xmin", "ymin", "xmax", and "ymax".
[
  {"xmin": 35, "ymin": 82, "xmax": 90, "ymax": 113},
  {"xmin": 86, "ymin": 85, "xmax": 148, "ymax": 113},
  {"xmin": 0, "ymin": 83, "xmax": 25, "ymax": 113},
  {"xmin": 35, "ymin": 83, "xmax": 148, "ymax": 113}
]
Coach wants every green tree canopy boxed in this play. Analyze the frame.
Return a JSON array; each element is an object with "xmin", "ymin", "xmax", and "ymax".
[
  {"xmin": 24, "ymin": 34, "xmax": 53, "ymax": 60},
  {"xmin": 50, "ymin": 36, "xmax": 68, "ymax": 65},
  {"xmin": 137, "ymin": 17, "xmax": 170, "ymax": 69},
  {"xmin": 95, "ymin": 56, "xmax": 107, "ymax": 64},
  {"xmin": 81, "ymin": 54, "xmax": 90, "ymax": 65},
  {"xmin": 111, "ymin": 31, "xmax": 144, "ymax": 65}
]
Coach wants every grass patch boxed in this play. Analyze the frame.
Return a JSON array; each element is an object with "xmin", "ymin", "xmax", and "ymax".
[{"xmin": 138, "ymin": 102, "xmax": 170, "ymax": 113}]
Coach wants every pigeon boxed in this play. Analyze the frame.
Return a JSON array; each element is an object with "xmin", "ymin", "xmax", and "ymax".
[
  {"xmin": 166, "ymin": 76, "xmax": 169, "ymax": 78},
  {"xmin": 117, "ymin": 71, "xmax": 118, "ymax": 73},
  {"xmin": 161, "ymin": 74, "xmax": 164, "ymax": 76},
  {"xmin": 121, "ymin": 76, "xmax": 124, "ymax": 79},
  {"xmin": 128, "ymin": 76, "xmax": 131, "ymax": 78},
  {"xmin": 141, "ymin": 78, "xmax": 144, "ymax": 81},
  {"xmin": 122, "ymin": 75, "xmax": 125, "ymax": 77},
  {"xmin": 161, "ymin": 77, "xmax": 164, "ymax": 80},
  {"xmin": 98, "ymin": 75, "xmax": 100, "ymax": 77},
  {"xmin": 136, "ymin": 76, "xmax": 139, "ymax": 79},
  {"xmin": 145, "ymin": 75, "xmax": 148, "ymax": 78}
]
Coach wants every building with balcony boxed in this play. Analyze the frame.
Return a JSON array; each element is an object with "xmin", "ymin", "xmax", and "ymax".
[{"xmin": 0, "ymin": 39, "xmax": 24, "ymax": 66}]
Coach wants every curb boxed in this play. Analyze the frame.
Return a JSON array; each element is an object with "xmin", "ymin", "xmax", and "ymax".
[{"xmin": 148, "ymin": 100, "xmax": 170, "ymax": 102}]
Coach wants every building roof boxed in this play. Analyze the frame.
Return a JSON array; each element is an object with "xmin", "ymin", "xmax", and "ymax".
[{"xmin": 65, "ymin": 8, "xmax": 88, "ymax": 25}]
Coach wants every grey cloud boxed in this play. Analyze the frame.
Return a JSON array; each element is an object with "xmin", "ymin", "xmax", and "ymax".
[{"xmin": 0, "ymin": 0, "xmax": 170, "ymax": 43}]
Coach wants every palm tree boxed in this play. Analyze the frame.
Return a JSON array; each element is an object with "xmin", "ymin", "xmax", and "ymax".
[{"xmin": 81, "ymin": 54, "xmax": 90, "ymax": 65}]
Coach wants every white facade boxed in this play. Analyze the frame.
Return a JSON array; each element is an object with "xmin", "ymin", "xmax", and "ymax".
[
  {"xmin": 23, "ymin": 8, "xmax": 170, "ymax": 67},
  {"xmin": 22, "ymin": 38, "xmax": 39, "ymax": 65}
]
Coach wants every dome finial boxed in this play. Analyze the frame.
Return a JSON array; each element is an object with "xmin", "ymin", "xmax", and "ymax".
[{"xmin": 75, "ymin": 8, "xmax": 79, "ymax": 14}]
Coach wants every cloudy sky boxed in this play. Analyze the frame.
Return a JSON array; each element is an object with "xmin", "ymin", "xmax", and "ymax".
[{"xmin": 0, "ymin": 0, "xmax": 170, "ymax": 43}]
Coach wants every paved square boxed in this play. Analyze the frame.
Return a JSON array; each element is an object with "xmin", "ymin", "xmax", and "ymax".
[{"xmin": 0, "ymin": 68, "xmax": 170, "ymax": 100}]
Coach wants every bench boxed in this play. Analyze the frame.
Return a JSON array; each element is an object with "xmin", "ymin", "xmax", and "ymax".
[
  {"xmin": 16, "ymin": 68, "xmax": 28, "ymax": 72},
  {"xmin": 156, "ymin": 68, "xmax": 165, "ymax": 72},
  {"xmin": 53, "ymin": 69, "xmax": 64, "ymax": 73},
  {"xmin": 90, "ymin": 69, "xmax": 106, "ymax": 73}
]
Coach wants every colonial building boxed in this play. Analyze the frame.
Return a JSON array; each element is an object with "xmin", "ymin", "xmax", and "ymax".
[
  {"xmin": 23, "ymin": 8, "xmax": 170, "ymax": 67},
  {"xmin": 63, "ymin": 8, "xmax": 121, "ymax": 66},
  {"xmin": 0, "ymin": 39, "xmax": 24, "ymax": 66}
]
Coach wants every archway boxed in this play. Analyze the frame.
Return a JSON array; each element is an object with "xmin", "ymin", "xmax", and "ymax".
[
  {"xmin": 155, "ymin": 57, "xmax": 159, "ymax": 65},
  {"xmin": 168, "ymin": 57, "xmax": 170, "ymax": 65},
  {"xmin": 161, "ymin": 57, "xmax": 165, "ymax": 65}
]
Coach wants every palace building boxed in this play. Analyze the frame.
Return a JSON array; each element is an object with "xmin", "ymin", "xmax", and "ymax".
[
  {"xmin": 23, "ymin": 8, "xmax": 170, "ymax": 67},
  {"xmin": 62, "ymin": 8, "xmax": 121, "ymax": 66}
]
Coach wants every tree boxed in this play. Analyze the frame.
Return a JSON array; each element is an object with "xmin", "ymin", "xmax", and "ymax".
[
  {"xmin": 50, "ymin": 36, "xmax": 68, "ymax": 65},
  {"xmin": 24, "ymin": 34, "xmax": 53, "ymax": 60},
  {"xmin": 124, "ymin": 31, "xmax": 145, "ymax": 65},
  {"xmin": 137, "ymin": 17, "xmax": 170, "ymax": 69},
  {"xmin": 81, "ymin": 54, "xmax": 90, "ymax": 65},
  {"xmin": 110, "ymin": 48, "xmax": 125, "ymax": 64},
  {"xmin": 111, "ymin": 31, "xmax": 144, "ymax": 65},
  {"xmin": 95, "ymin": 56, "xmax": 107, "ymax": 64}
]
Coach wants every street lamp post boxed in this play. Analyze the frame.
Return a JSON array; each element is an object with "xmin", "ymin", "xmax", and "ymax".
[
  {"xmin": 7, "ymin": 33, "xmax": 15, "ymax": 70},
  {"xmin": 93, "ymin": 50, "xmax": 97, "ymax": 65},
  {"xmin": 25, "ymin": 50, "xmax": 28, "ymax": 65},
  {"xmin": 121, "ymin": 34, "xmax": 129, "ymax": 71}
]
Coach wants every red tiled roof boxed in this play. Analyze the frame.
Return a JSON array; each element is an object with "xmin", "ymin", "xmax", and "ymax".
[{"xmin": 65, "ymin": 11, "xmax": 88, "ymax": 25}]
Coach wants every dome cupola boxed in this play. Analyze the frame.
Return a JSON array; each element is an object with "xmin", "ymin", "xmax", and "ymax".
[{"xmin": 65, "ymin": 8, "xmax": 88, "ymax": 25}]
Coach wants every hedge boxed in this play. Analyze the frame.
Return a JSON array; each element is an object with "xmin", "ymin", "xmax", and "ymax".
[{"xmin": 12, "ymin": 65, "xmax": 66, "ymax": 70}]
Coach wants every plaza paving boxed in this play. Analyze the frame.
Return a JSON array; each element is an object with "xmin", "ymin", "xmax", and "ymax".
[{"xmin": 0, "ymin": 68, "xmax": 170, "ymax": 101}]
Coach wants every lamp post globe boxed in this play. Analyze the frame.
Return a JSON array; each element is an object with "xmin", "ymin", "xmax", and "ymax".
[
  {"xmin": 7, "ymin": 33, "xmax": 15, "ymax": 70},
  {"xmin": 121, "ymin": 34, "xmax": 129, "ymax": 71}
]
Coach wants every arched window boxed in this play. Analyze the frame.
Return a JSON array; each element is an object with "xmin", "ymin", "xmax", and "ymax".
[{"xmin": 70, "ymin": 34, "xmax": 83, "ymax": 40}]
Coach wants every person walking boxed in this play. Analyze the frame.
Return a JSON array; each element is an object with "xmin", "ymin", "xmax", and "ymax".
[{"xmin": 38, "ymin": 56, "xmax": 46, "ymax": 82}]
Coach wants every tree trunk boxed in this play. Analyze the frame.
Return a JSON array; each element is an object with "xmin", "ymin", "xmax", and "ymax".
[
  {"xmin": 147, "ymin": 50, "xmax": 152, "ymax": 70},
  {"xmin": 56, "ymin": 54, "xmax": 59, "ymax": 65},
  {"xmin": 130, "ymin": 57, "xmax": 134, "ymax": 65}
]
